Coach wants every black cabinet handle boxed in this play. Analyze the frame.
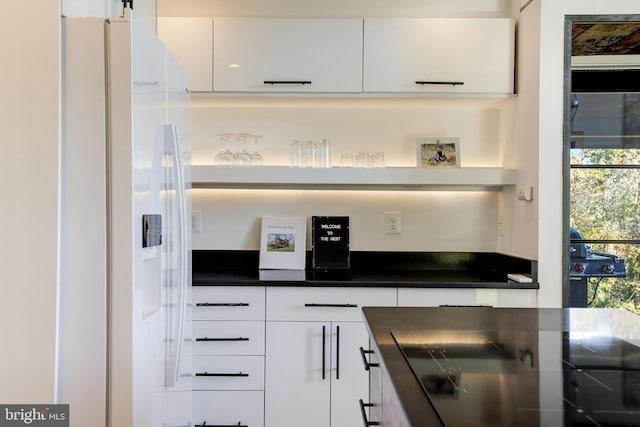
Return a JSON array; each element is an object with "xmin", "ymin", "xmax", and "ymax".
[
  {"xmin": 359, "ymin": 347, "xmax": 379, "ymax": 371},
  {"xmin": 336, "ymin": 325, "xmax": 340, "ymax": 380},
  {"xmin": 415, "ymin": 81, "xmax": 464, "ymax": 86},
  {"xmin": 359, "ymin": 399, "xmax": 380, "ymax": 426},
  {"xmin": 322, "ymin": 325, "xmax": 326, "ymax": 380},
  {"xmin": 195, "ymin": 337, "xmax": 249, "ymax": 342},
  {"xmin": 195, "ymin": 372, "xmax": 249, "ymax": 377},
  {"xmin": 195, "ymin": 423, "xmax": 247, "ymax": 427},
  {"xmin": 263, "ymin": 80, "xmax": 312, "ymax": 85},
  {"xmin": 304, "ymin": 303, "xmax": 358, "ymax": 308},
  {"xmin": 196, "ymin": 302, "xmax": 249, "ymax": 307}
]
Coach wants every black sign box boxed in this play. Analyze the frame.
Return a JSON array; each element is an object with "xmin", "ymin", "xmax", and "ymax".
[{"xmin": 312, "ymin": 216, "xmax": 350, "ymax": 270}]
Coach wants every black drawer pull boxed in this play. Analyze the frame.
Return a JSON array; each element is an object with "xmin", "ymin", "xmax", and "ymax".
[
  {"xmin": 304, "ymin": 303, "xmax": 358, "ymax": 308},
  {"xmin": 359, "ymin": 347, "xmax": 379, "ymax": 371},
  {"xmin": 195, "ymin": 337, "xmax": 249, "ymax": 342},
  {"xmin": 263, "ymin": 80, "xmax": 311, "ymax": 85},
  {"xmin": 415, "ymin": 80, "xmax": 464, "ymax": 86},
  {"xmin": 195, "ymin": 372, "xmax": 249, "ymax": 377},
  {"xmin": 196, "ymin": 302, "xmax": 249, "ymax": 307},
  {"xmin": 359, "ymin": 399, "xmax": 380, "ymax": 426},
  {"xmin": 195, "ymin": 422, "xmax": 247, "ymax": 427}
]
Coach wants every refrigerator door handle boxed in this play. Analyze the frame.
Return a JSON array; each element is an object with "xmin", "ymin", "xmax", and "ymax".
[{"xmin": 165, "ymin": 123, "xmax": 188, "ymax": 387}]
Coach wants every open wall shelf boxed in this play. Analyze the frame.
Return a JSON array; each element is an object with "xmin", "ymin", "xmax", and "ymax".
[{"xmin": 192, "ymin": 165, "xmax": 517, "ymax": 191}]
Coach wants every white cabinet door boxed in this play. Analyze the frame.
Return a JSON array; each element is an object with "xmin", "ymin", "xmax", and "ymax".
[
  {"xmin": 330, "ymin": 322, "xmax": 371, "ymax": 427},
  {"xmin": 213, "ymin": 18, "xmax": 363, "ymax": 93},
  {"xmin": 363, "ymin": 18, "xmax": 514, "ymax": 94},
  {"xmin": 265, "ymin": 321, "xmax": 330, "ymax": 427},
  {"xmin": 158, "ymin": 17, "xmax": 213, "ymax": 92}
]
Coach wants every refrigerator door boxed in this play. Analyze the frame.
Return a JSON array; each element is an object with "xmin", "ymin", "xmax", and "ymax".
[{"xmin": 108, "ymin": 10, "xmax": 191, "ymax": 427}]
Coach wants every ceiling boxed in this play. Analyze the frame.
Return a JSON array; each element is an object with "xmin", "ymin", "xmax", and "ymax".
[{"xmin": 572, "ymin": 22, "xmax": 640, "ymax": 56}]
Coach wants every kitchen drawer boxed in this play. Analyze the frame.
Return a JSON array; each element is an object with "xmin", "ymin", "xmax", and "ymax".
[
  {"xmin": 397, "ymin": 288, "xmax": 538, "ymax": 308},
  {"xmin": 397, "ymin": 288, "xmax": 477, "ymax": 307},
  {"xmin": 193, "ymin": 390, "xmax": 264, "ymax": 427},
  {"xmin": 193, "ymin": 286, "xmax": 265, "ymax": 321},
  {"xmin": 193, "ymin": 355, "xmax": 264, "ymax": 390},
  {"xmin": 266, "ymin": 287, "xmax": 396, "ymax": 322},
  {"xmin": 192, "ymin": 320, "xmax": 265, "ymax": 356}
]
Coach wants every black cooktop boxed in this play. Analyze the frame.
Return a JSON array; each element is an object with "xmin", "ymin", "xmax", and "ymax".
[{"xmin": 392, "ymin": 310, "xmax": 640, "ymax": 427}]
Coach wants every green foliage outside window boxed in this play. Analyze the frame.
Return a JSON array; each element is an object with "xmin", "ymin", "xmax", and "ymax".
[{"xmin": 570, "ymin": 148, "xmax": 640, "ymax": 314}]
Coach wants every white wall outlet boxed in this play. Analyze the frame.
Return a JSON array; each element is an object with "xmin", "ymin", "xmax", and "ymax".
[
  {"xmin": 191, "ymin": 210, "xmax": 202, "ymax": 233},
  {"xmin": 385, "ymin": 211, "xmax": 401, "ymax": 234},
  {"xmin": 517, "ymin": 186, "xmax": 534, "ymax": 202}
]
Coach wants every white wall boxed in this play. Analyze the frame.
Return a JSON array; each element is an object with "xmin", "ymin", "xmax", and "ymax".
[
  {"xmin": 191, "ymin": 97, "xmax": 510, "ymax": 252},
  {"xmin": 0, "ymin": 1, "xmax": 60, "ymax": 403}
]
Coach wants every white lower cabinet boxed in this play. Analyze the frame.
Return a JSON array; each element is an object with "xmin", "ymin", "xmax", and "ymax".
[
  {"xmin": 265, "ymin": 321, "xmax": 371, "ymax": 427},
  {"xmin": 264, "ymin": 287, "xmax": 396, "ymax": 427},
  {"xmin": 193, "ymin": 390, "xmax": 264, "ymax": 427}
]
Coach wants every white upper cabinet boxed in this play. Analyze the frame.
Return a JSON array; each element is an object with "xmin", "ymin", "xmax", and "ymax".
[
  {"xmin": 158, "ymin": 17, "xmax": 213, "ymax": 92},
  {"xmin": 213, "ymin": 18, "xmax": 363, "ymax": 93},
  {"xmin": 363, "ymin": 18, "xmax": 515, "ymax": 94}
]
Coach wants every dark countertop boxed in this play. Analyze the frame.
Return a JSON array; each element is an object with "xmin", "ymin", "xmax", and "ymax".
[
  {"xmin": 192, "ymin": 250, "xmax": 539, "ymax": 289},
  {"xmin": 362, "ymin": 306, "xmax": 640, "ymax": 427}
]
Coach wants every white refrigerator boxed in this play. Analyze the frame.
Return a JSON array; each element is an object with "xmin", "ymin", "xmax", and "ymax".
[{"xmin": 60, "ymin": 9, "xmax": 192, "ymax": 427}]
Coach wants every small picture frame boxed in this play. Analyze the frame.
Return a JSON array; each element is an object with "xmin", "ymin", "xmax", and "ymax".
[
  {"xmin": 416, "ymin": 137, "xmax": 460, "ymax": 168},
  {"xmin": 259, "ymin": 216, "xmax": 307, "ymax": 270}
]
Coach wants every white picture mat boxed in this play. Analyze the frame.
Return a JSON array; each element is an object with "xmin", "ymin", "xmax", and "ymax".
[{"xmin": 259, "ymin": 216, "xmax": 307, "ymax": 270}]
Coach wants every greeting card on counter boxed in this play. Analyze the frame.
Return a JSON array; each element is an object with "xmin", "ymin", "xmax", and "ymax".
[
  {"xmin": 312, "ymin": 216, "xmax": 350, "ymax": 270},
  {"xmin": 259, "ymin": 216, "xmax": 307, "ymax": 270}
]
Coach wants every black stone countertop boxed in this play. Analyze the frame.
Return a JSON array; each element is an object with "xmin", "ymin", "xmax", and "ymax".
[
  {"xmin": 192, "ymin": 250, "xmax": 539, "ymax": 289},
  {"xmin": 362, "ymin": 306, "xmax": 640, "ymax": 427}
]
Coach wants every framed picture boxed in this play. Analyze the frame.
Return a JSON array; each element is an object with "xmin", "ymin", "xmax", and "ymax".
[
  {"xmin": 259, "ymin": 216, "xmax": 307, "ymax": 270},
  {"xmin": 416, "ymin": 137, "xmax": 460, "ymax": 168}
]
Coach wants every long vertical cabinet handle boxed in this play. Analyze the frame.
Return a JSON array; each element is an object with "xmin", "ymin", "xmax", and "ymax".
[
  {"xmin": 322, "ymin": 325, "xmax": 326, "ymax": 380},
  {"xmin": 336, "ymin": 325, "xmax": 340, "ymax": 380}
]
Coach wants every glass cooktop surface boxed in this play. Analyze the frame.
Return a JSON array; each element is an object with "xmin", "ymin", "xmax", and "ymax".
[{"xmin": 392, "ymin": 309, "xmax": 640, "ymax": 427}]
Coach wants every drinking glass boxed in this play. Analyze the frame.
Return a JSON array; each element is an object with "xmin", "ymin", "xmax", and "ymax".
[
  {"xmin": 370, "ymin": 152, "xmax": 385, "ymax": 168},
  {"xmin": 313, "ymin": 139, "xmax": 331, "ymax": 168},
  {"xmin": 214, "ymin": 133, "xmax": 236, "ymax": 166},
  {"xmin": 290, "ymin": 140, "xmax": 302, "ymax": 167},
  {"xmin": 234, "ymin": 132, "xmax": 253, "ymax": 166},
  {"xmin": 250, "ymin": 134, "xmax": 264, "ymax": 166},
  {"xmin": 355, "ymin": 152, "xmax": 370, "ymax": 168},
  {"xmin": 340, "ymin": 153, "xmax": 355, "ymax": 167}
]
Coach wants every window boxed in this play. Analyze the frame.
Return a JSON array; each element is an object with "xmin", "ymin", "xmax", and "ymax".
[{"xmin": 568, "ymin": 34, "xmax": 640, "ymax": 313}]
